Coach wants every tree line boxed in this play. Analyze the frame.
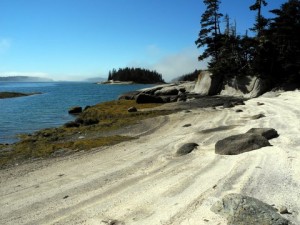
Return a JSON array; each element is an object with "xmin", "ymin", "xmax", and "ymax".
[
  {"xmin": 196, "ymin": 0, "xmax": 300, "ymax": 89},
  {"xmin": 107, "ymin": 67, "xmax": 165, "ymax": 84}
]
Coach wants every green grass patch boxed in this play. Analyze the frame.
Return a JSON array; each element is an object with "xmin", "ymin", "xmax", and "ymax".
[{"xmin": 0, "ymin": 100, "xmax": 173, "ymax": 168}]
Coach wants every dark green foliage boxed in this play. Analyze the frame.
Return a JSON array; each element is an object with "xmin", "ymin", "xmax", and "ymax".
[
  {"xmin": 195, "ymin": 0, "xmax": 223, "ymax": 62},
  {"xmin": 250, "ymin": 0, "xmax": 300, "ymax": 87},
  {"xmin": 249, "ymin": 0, "xmax": 269, "ymax": 37},
  {"xmin": 267, "ymin": 0, "xmax": 300, "ymax": 86},
  {"xmin": 208, "ymin": 20, "xmax": 256, "ymax": 81},
  {"xmin": 196, "ymin": 0, "xmax": 300, "ymax": 89},
  {"xmin": 107, "ymin": 67, "xmax": 165, "ymax": 84}
]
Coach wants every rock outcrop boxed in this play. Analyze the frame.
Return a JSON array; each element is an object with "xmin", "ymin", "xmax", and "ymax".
[
  {"xmin": 119, "ymin": 82, "xmax": 195, "ymax": 104},
  {"xmin": 193, "ymin": 71, "xmax": 213, "ymax": 95},
  {"xmin": 215, "ymin": 133, "xmax": 271, "ymax": 155},
  {"xmin": 211, "ymin": 193, "xmax": 290, "ymax": 225},
  {"xmin": 215, "ymin": 128, "xmax": 279, "ymax": 155},
  {"xmin": 127, "ymin": 107, "xmax": 137, "ymax": 112},
  {"xmin": 136, "ymin": 94, "xmax": 164, "ymax": 104},
  {"xmin": 118, "ymin": 71, "xmax": 269, "ymax": 104},
  {"xmin": 246, "ymin": 128, "xmax": 279, "ymax": 140},
  {"xmin": 192, "ymin": 71, "xmax": 269, "ymax": 98},
  {"xmin": 193, "ymin": 71, "xmax": 224, "ymax": 96},
  {"xmin": 68, "ymin": 106, "xmax": 82, "ymax": 114},
  {"xmin": 220, "ymin": 76, "xmax": 268, "ymax": 98}
]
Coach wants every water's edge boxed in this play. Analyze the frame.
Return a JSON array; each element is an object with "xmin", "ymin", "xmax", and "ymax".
[{"xmin": 0, "ymin": 82, "xmax": 152, "ymax": 144}]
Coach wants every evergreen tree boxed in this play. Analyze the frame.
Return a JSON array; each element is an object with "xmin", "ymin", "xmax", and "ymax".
[
  {"xmin": 210, "ymin": 16, "xmax": 254, "ymax": 81},
  {"xmin": 107, "ymin": 67, "xmax": 164, "ymax": 84},
  {"xmin": 248, "ymin": 0, "xmax": 269, "ymax": 80},
  {"xmin": 267, "ymin": 0, "xmax": 300, "ymax": 85},
  {"xmin": 249, "ymin": 0, "xmax": 269, "ymax": 37},
  {"xmin": 195, "ymin": 0, "xmax": 223, "ymax": 64},
  {"xmin": 195, "ymin": 0, "xmax": 300, "ymax": 90},
  {"xmin": 108, "ymin": 71, "xmax": 112, "ymax": 80}
]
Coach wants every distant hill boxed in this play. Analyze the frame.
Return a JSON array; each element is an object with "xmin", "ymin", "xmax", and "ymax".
[
  {"xmin": 84, "ymin": 77, "xmax": 106, "ymax": 83},
  {"xmin": 0, "ymin": 76, "xmax": 53, "ymax": 82}
]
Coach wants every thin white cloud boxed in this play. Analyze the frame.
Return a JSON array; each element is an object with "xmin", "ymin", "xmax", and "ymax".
[
  {"xmin": 0, "ymin": 38, "xmax": 11, "ymax": 54},
  {"xmin": 128, "ymin": 47, "xmax": 208, "ymax": 82}
]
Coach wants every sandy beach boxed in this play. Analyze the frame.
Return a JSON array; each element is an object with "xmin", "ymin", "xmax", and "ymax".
[{"xmin": 1, "ymin": 90, "xmax": 300, "ymax": 225}]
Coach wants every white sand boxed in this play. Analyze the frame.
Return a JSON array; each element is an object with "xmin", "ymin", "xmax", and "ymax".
[{"xmin": 1, "ymin": 91, "xmax": 300, "ymax": 225}]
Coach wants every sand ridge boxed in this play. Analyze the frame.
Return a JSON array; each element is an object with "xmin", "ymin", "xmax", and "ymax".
[{"xmin": 1, "ymin": 91, "xmax": 300, "ymax": 224}]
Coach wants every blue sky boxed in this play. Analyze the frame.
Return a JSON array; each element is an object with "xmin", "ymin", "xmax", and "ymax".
[{"xmin": 0, "ymin": 0, "xmax": 286, "ymax": 81}]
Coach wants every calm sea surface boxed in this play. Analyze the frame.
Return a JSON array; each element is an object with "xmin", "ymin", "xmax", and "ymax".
[{"xmin": 0, "ymin": 82, "xmax": 151, "ymax": 144}]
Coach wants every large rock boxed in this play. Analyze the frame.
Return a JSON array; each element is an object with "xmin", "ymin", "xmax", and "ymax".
[
  {"xmin": 138, "ymin": 84, "xmax": 173, "ymax": 95},
  {"xmin": 247, "ymin": 128, "xmax": 279, "ymax": 140},
  {"xmin": 128, "ymin": 106, "xmax": 137, "ymax": 112},
  {"xmin": 136, "ymin": 93, "xmax": 164, "ymax": 104},
  {"xmin": 176, "ymin": 143, "xmax": 199, "ymax": 156},
  {"xmin": 215, "ymin": 133, "xmax": 271, "ymax": 155},
  {"xmin": 68, "ymin": 106, "xmax": 82, "ymax": 114},
  {"xmin": 154, "ymin": 86, "xmax": 179, "ymax": 96},
  {"xmin": 193, "ymin": 71, "xmax": 213, "ymax": 95},
  {"xmin": 178, "ymin": 81, "xmax": 195, "ymax": 93},
  {"xmin": 211, "ymin": 193, "xmax": 289, "ymax": 225}
]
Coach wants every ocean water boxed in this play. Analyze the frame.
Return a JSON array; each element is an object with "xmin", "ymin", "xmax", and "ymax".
[{"xmin": 0, "ymin": 82, "xmax": 151, "ymax": 144}]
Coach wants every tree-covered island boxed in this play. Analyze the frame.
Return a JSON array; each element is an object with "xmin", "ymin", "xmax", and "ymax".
[{"xmin": 103, "ymin": 67, "xmax": 165, "ymax": 84}]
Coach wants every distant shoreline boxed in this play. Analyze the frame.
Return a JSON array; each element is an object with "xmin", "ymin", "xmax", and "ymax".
[
  {"xmin": 98, "ymin": 80, "xmax": 135, "ymax": 85},
  {"xmin": 0, "ymin": 92, "xmax": 41, "ymax": 99},
  {"xmin": 98, "ymin": 80, "xmax": 166, "ymax": 85}
]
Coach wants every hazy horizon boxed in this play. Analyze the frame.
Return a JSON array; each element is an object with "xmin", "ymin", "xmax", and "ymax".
[{"xmin": 0, "ymin": 0, "xmax": 286, "ymax": 81}]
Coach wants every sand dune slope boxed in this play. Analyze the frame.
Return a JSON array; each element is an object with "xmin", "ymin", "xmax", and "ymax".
[{"xmin": 1, "ymin": 91, "xmax": 300, "ymax": 225}]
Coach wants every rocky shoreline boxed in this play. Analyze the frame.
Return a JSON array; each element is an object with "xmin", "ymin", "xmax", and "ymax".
[
  {"xmin": 1, "ymin": 79, "xmax": 300, "ymax": 224},
  {"xmin": 0, "ymin": 77, "xmax": 269, "ymax": 169},
  {"xmin": 1, "ymin": 90, "xmax": 299, "ymax": 224}
]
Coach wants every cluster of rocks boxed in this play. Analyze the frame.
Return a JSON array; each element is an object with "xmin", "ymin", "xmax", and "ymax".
[
  {"xmin": 175, "ymin": 128, "xmax": 279, "ymax": 156},
  {"xmin": 119, "ymin": 82, "xmax": 195, "ymax": 104},
  {"xmin": 66, "ymin": 105, "xmax": 97, "ymax": 128},
  {"xmin": 116, "ymin": 70, "xmax": 270, "ymax": 104}
]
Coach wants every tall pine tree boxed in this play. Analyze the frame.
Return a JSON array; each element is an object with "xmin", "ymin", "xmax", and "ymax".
[
  {"xmin": 195, "ymin": 0, "xmax": 223, "ymax": 65},
  {"xmin": 249, "ymin": 0, "xmax": 268, "ymax": 37}
]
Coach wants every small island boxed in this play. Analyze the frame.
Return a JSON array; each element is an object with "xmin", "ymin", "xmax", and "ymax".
[
  {"xmin": 99, "ymin": 67, "xmax": 165, "ymax": 84},
  {"xmin": 0, "ymin": 92, "xmax": 41, "ymax": 99}
]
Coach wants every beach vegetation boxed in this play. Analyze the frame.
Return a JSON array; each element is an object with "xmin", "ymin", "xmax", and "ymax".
[{"xmin": 0, "ymin": 100, "xmax": 172, "ymax": 168}]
